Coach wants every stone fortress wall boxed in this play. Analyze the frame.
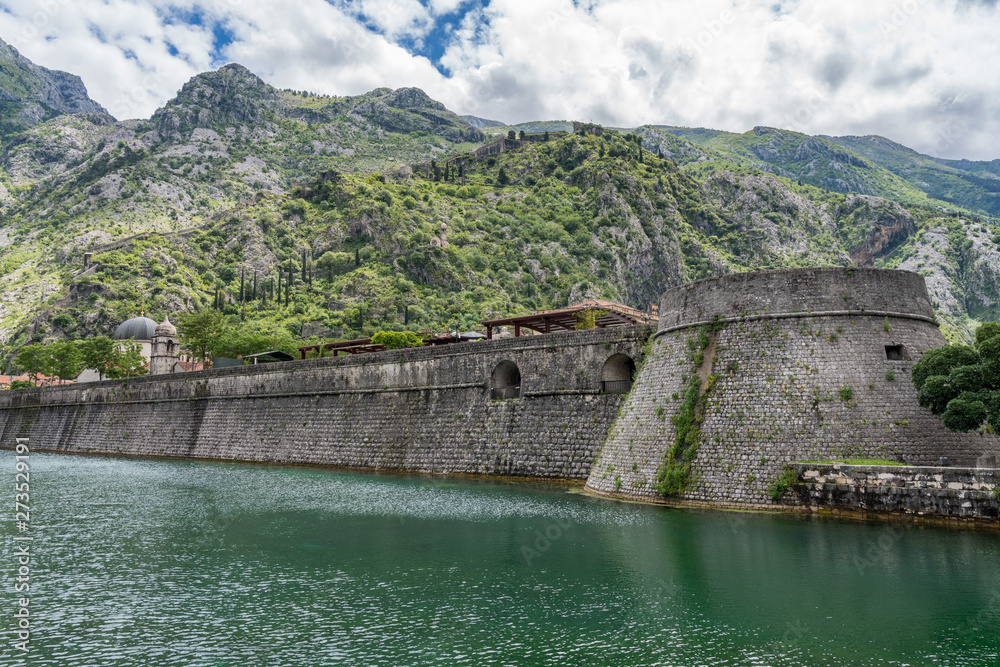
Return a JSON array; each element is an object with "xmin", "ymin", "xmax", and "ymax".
[
  {"xmin": 584, "ymin": 268, "xmax": 1000, "ymax": 509},
  {"xmin": 0, "ymin": 327, "xmax": 649, "ymax": 479},
  {"xmin": 2, "ymin": 267, "xmax": 997, "ymax": 519}
]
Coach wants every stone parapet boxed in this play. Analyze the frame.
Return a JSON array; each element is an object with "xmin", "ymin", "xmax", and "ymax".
[
  {"xmin": 792, "ymin": 463, "xmax": 1000, "ymax": 520},
  {"xmin": 657, "ymin": 268, "xmax": 934, "ymax": 332}
]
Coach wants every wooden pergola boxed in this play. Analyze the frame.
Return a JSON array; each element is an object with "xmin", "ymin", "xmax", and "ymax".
[
  {"xmin": 297, "ymin": 338, "xmax": 386, "ymax": 359},
  {"xmin": 297, "ymin": 331, "xmax": 489, "ymax": 359},
  {"xmin": 480, "ymin": 300, "xmax": 658, "ymax": 339}
]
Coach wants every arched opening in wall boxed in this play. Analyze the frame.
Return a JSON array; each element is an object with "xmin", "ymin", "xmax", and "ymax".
[
  {"xmin": 601, "ymin": 354, "xmax": 636, "ymax": 394},
  {"xmin": 491, "ymin": 361, "xmax": 521, "ymax": 399}
]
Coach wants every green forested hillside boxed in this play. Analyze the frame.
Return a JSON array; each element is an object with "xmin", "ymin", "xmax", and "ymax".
[
  {"xmin": 823, "ymin": 134, "xmax": 1000, "ymax": 216},
  {"xmin": 651, "ymin": 123, "xmax": 1000, "ymax": 218},
  {"xmin": 1, "ymin": 52, "xmax": 999, "ymax": 369}
]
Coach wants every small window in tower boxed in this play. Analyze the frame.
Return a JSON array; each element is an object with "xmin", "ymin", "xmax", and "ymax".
[{"xmin": 885, "ymin": 345, "xmax": 907, "ymax": 361}]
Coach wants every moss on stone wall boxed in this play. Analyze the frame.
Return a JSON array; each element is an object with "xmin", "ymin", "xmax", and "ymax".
[{"xmin": 655, "ymin": 325, "xmax": 720, "ymax": 496}]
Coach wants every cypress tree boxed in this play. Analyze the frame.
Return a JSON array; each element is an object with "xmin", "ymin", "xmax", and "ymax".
[
  {"xmin": 253, "ymin": 271, "xmax": 258, "ymax": 301},
  {"xmin": 239, "ymin": 269, "xmax": 245, "ymax": 303},
  {"xmin": 355, "ymin": 247, "xmax": 360, "ymax": 266}
]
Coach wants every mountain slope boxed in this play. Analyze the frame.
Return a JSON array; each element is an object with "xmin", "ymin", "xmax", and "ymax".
[
  {"xmin": 652, "ymin": 125, "xmax": 945, "ymax": 207},
  {"xmin": 7, "ymin": 127, "xmax": 998, "ymax": 368},
  {"xmin": 823, "ymin": 134, "xmax": 1000, "ymax": 216},
  {"xmin": 461, "ymin": 115, "xmax": 506, "ymax": 129},
  {"xmin": 0, "ymin": 37, "xmax": 111, "ymax": 135},
  {"xmin": 1, "ymin": 63, "xmax": 487, "ymax": 234},
  {"xmin": 0, "ymin": 48, "xmax": 998, "ymax": 368}
]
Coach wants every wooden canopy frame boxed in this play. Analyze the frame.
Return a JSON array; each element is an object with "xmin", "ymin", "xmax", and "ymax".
[{"xmin": 480, "ymin": 300, "xmax": 657, "ymax": 339}]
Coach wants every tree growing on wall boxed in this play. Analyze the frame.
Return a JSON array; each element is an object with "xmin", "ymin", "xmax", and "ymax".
[
  {"xmin": 912, "ymin": 322, "xmax": 1000, "ymax": 431},
  {"xmin": 574, "ymin": 308, "xmax": 608, "ymax": 330}
]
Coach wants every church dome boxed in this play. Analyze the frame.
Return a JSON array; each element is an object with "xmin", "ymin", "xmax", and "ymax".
[
  {"xmin": 154, "ymin": 316, "xmax": 177, "ymax": 338},
  {"xmin": 113, "ymin": 316, "xmax": 158, "ymax": 341}
]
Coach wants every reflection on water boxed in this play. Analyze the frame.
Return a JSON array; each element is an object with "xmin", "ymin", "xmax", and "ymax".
[{"xmin": 5, "ymin": 453, "xmax": 999, "ymax": 666}]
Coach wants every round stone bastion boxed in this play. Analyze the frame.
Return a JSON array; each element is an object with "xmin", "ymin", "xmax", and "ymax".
[{"xmin": 584, "ymin": 267, "xmax": 1000, "ymax": 509}]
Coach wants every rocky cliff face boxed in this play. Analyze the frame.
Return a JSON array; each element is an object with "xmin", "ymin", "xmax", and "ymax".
[
  {"xmin": 0, "ymin": 37, "xmax": 111, "ymax": 131},
  {"xmin": 836, "ymin": 195, "xmax": 916, "ymax": 266},
  {"xmin": 700, "ymin": 171, "xmax": 848, "ymax": 266},
  {"xmin": 151, "ymin": 64, "xmax": 280, "ymax": 140}
]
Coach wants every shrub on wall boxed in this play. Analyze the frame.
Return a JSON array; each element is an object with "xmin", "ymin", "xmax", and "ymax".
[
  {"xmin": 768, "ymin": 465, "xmax": 799, "ymax": 501},
  {"xmin": 371, "ymin": 331, "xmax": 423, "ymax": 350}
]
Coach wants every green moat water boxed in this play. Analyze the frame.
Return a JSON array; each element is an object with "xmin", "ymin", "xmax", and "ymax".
[{"xmin": 5, "ymin": 453, "xmax": 999, "ymax": 665}]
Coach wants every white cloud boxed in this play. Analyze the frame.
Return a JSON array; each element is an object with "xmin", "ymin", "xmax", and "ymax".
[
  {"xmin": 0, "ymin": 0, "xmax": 998, "ymax": 158},
  {"xmin": 349, "ymin": 0, "xmax": 433, "ymax": 39}
]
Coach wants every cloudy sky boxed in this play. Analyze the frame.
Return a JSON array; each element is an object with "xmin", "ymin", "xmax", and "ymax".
[{"xmin": 1, "ymin": 0, "xmax": 998, "ymax": 159}]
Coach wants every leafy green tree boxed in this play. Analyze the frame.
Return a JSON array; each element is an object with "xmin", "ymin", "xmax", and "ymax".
[
  {"xmin": 49, "ymin": 340, "xmax": 83, "ymax": 381},
  {"xmin": 107, "ymin": 340, "xmax": 148, "ymax": 379},
  {"xmin": 574, "ymin": 308, "xmax": 608, "ymax": 330},
  {"xmin": 942, "ymin": 397, "xmax": 988, "ymax": 432},
  {"xmin": 371, "ymin": 331, "xmax": 423, "ymax": 350},
  {"xmin": 178, "ymin": 309, "xmax": 227, "ymax": 363},
  {"xmin": 77, "ymin": 335, "xmax": 118, "ymax": 380},
  {"xmin": 911, "ymin": 344, "xmax": 979, "ymax": 389},
  {"xmin": 214, "ymin": 327, "xmax": 297, "ymax": 358},
  {"xmin": 976, "ymin": 322, "xmax": 1000, "ymax": 345},
  {"xmin": 912, "ymin": 322, "xmax": 1000, "ymax": 431},
  {"xmin": 13, "ymin": 343, "xmax": 49, "ymax": 383},
  {"xmin": 9, "ymin": 379, "xmax": 33, "ymax": 390},
  {"xmin": 317, "ymin": 251, "xmax": 353, "ymax": 281},
  {"xmin": 13, "ymin": 340, "xmax": 82, "ymax": 383},
  {"xmin": 16, "ymin": 344, "xmax": 51, "ymax": 381}
]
